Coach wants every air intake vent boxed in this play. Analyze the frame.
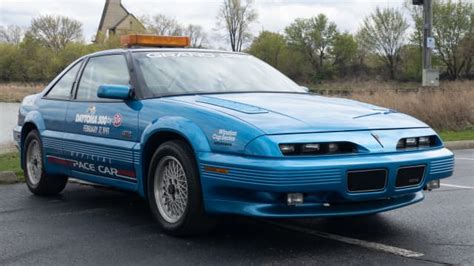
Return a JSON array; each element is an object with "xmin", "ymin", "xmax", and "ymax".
[
  {"xmin": 347, "ymin": 169, "xmax": 387, "ymax": 192},
  {"xmin": 396, "ymin": 165, "xmax": 425, "ymax": 188}
]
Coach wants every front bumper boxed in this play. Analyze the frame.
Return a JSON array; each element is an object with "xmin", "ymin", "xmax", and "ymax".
[
  {"xmin": 197, "ymin": 148, "xmax": 454, "ymax": 217},
  {"xmin": 12, "ymin": 126, "xmax": 21, "ymax": 150}
]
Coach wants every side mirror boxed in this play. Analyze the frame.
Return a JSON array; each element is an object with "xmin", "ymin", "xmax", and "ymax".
[
  {"xmin": 300, "ymin": 86, "xmax": 309, "ymax": 93},
  {"xmin": 97, "ymin": 84, "xmax": 131, "ymax": 100}
]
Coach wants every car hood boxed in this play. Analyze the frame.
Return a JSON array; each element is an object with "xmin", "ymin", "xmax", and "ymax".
[{"xmin": 168, "ymin": 93, "xmax": 428, "ymax": 134}]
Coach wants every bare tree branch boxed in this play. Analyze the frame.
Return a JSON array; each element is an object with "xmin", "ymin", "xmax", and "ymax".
[
  {"xmin": 216, "ymin": 0, "xmax": 257, "ymax": 52},
  {"xmin": 0, "ymin": 25, "xmax": 24, "ymax": 45},
  {"xmin": 185, "ymin": 24, "xmax": 208, "ymax": 48},
  {"xmin": 141, "ymin": 14, "xmax": 184, "ymax": 36},
  {"xmin": 358, "ymin": 7, "xmax": 409, "ymax": 79},
  {"xmin": 29, "ymin": 15, "xmax": 83, "ymax": 50}
]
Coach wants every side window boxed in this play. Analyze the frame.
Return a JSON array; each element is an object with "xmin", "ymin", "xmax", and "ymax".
[
  {"xmin": 46, "ymin": 62, "xmax": 82, "ymax": 99},
  {"xmin": 76, "ymin": 55, "xmax": 130, "ymax": 101}
]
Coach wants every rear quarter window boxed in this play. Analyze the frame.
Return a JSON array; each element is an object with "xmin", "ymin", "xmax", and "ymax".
[{"xmin": 45, "ymin": 62, "xmax": 82, "ymax": 100}]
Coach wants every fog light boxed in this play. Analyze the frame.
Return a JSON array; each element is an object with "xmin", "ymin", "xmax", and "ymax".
[
  {"xmin": 287, "ymin": 193, "xmax": 304, "ymax": 206},
  {"xmin": 425, "ymin": 179, "xmax": 440, "ymax": 191},
  {"xmin": 406, "ymin": 138, "xmax": 418, "ymax": 147},
  {"xmin": 280, "ymin": 144, "xmax": 296, "ymax": 155}
]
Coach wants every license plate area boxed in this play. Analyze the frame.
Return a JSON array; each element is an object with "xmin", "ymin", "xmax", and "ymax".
[
  {"xmin": 396, "ymin": 165, "xmax": 426, "ymax": 188},
  {"xmin": 347, "ymin": 169, "xmax": 387, "ymax": 193}
]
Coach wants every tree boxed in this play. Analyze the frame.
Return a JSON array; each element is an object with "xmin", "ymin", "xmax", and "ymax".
[
  {"xmin": 29, "ymin": 15, "xmax": 83, "ymax": 51},
  {"xmin": 248, "ymin": 31, "xmax": 286, "ymax": 68},
  {"xmin": 459, "ymin": 32, "xmax": 473, "ymax": 78},
  {"xmin": 142, "ymin": 14, "xmax": 210, "ymax": 48},
  {"xmin": 185, "ymin": 25, "xmax": 208, "ymax": 48},
  {"xmin": 0, "ymin": 25, "xmax": 24, "ymax": 45},
  {"xmin": 331, "ymin": 32, "xmax": 358, "ymax": 77},
  {"xmin": 433, "ymin": 0, "xmax": 472, "ymax": 79},
  {"xmin": 407, "ymin": 0, "xmax": 473, "ymax": 80},
  {"xmin": 405, "ymin": 1, "xmax": 424, "ymax": 50},
  {"xmin": 141, "ymin": 14, "xmax": 184, "ymax": 36},
  {"xmin": 216, "ymin": 0, "xmax": 258, "ymax": 52},
  {"xmin": 358, "ymin": 7, "xmax": 409, "ymax": 79},
  {"xmin": 285, "ymin": 14, "xmax": 338, "ymax": 78},
  {"xmin": 247, "ymin": 31, "xmax": 307, "ymax": 81}
]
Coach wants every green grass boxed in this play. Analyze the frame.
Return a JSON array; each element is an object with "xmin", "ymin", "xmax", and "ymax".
[
  {"xmin": 439, "ymin": 130, "xmax": 474, "ymax": 142},
  {"xmin": 0, "ymin": 152, "xmax": 23, "ymax": 182}
]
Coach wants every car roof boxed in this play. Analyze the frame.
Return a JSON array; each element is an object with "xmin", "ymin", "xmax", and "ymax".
[{"xmin": 87, "ymin": 48, "xmax": 246, "ymax": 58}]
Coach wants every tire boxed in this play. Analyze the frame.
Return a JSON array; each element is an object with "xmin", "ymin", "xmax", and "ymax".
[
  {"xmin": 147, "ymin": 140, "xmax": 215, "ymax": 236},
  {"xmin": 23, "ymin": 130, "xmax": 68, "ymax": 196}
]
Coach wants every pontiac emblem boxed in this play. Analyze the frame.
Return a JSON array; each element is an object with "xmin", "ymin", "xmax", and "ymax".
[{"xmin": 371, "ymin": 133, "xmax": 384, "ymax": 147}]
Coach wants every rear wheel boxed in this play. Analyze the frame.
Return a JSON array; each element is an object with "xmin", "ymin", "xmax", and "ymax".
[
  {"xmin": 147, "ymin": 140, "xmax": 215, "ymax": 236},
  {"xmin": 24, "ymin": 130, "xmax": 68, "ymax": 196}
]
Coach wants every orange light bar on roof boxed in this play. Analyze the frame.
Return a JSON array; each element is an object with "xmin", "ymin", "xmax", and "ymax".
[{"xmin": 120, "ymin": 34, "xmax": 190, "ymax": 48}]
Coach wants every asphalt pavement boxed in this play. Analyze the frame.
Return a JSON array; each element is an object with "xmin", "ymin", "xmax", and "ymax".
[{"xmin": 0, "ymin": 149, "xmax": 472, "ymax": 265}]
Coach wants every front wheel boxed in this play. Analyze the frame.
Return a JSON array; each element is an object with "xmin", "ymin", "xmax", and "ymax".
[
  {"xmin": 24, "ymin": 130, "xmax": 68, "ymax": 196},
  {"xmin": 147, "ymin": 140, "xmax": 215, "ymax": 236}
]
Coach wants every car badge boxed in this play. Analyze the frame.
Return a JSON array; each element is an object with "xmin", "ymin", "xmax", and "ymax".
[
  {"xmin": 113, "ymin": 113, "xmax": 122, "ymax": 127},
  {"xmin": 371, "ymin": 133, "xmax": 384, "ymax": 148},
  {"xmin": 87, "ymin": 105, "xmax": 96, "ymax": 114}
]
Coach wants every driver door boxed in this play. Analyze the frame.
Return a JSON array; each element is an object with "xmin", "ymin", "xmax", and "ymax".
[{"xmin": 63, "ymin": 54, "xmax": 140, "ymax": 184}]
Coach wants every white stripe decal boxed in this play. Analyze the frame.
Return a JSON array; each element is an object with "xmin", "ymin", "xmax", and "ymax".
[
  {"xmin": 264, "ymin": 221, "xmax": 424, "ymax": 258},
  {"xmin": 455, "ymin": 157, "xmax": 474, "ymax": 161},
  {"xmin": 441, "ymin": 183, "xmax": 474, "ymax": 189}
]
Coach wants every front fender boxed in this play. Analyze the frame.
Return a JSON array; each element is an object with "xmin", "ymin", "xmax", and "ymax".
[
  {"xmin": 137, "ymin": 116, "xmax": 211, "ymax": 197},
  {"xmin": 140, "ymin": 116, "xmax": 212, "ymax": 153}
]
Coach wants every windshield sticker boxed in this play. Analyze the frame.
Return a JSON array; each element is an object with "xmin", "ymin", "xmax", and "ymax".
[
  {"xmin": 212, "ymin": 129, "xmax": 237, "ymax": 146},
  {"xmin": 146, "ymin": 52, "xmax": 243, "ymax": 59}
]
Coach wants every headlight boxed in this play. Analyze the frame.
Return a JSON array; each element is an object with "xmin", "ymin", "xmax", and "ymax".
[
  {"xmin": 301, "ymin": 143, "xmax": 321, "ymax": 153},
  {"xmin": 418, "ymin": 136, "xmax": 431, "ymax": 146},
  {"xmin": 279, "ymin": 144, "xmax": 296, "ymax": 154},
  {"xmin": 279, "ymin": 142, "xmax": 356, "ymax": 156},
  {"xmin": 397, "ymin": 136, "xmax": 436, "ymax": 149}
]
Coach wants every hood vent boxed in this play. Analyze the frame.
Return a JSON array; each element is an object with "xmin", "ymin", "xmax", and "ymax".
[{"xmin": 196, "ymin": 96, "xmax": 268, "ymax": 114}]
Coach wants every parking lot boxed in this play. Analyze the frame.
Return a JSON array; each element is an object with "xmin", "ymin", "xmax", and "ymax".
[{"xmin": 0, "ymin": 149, "xmax": 472, "ymax": 265}]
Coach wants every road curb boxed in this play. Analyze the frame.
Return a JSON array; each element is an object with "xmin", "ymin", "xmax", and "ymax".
[
  {"xmin": 0, "ymin": 171, "xmax": 18, "ymax": 184},
  {"xmin": 445, "ymin": 140, "xmax": 474, "ymax": 150},
  {"xmin": 0, "ymin": 143, "xmax": 17, "ymax": 155}
]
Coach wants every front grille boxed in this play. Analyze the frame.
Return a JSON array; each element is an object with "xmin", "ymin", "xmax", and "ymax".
[
  {"xmin": 347, "ymin": 169, "xmax": 387, "ymax": 192},
  {"xmin": 396, "ymin": 165, "xmax": 426, "ymax": 188}
]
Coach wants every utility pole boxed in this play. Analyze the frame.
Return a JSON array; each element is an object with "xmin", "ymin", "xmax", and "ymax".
[
  {"xmin": 413, "ymin": 0, "xmax": 439, "ymax": 86},
  {"xmin": 422, "ymin": 0, "xmax": 432, "ymax": 70}
]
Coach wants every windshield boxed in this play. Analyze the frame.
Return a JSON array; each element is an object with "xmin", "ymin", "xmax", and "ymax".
[{"xmin": 133, "ymin": 51, "xmax": 305, "ymax": 97}]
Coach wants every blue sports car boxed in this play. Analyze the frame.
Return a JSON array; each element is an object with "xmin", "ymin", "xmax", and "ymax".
[{"xmin": 14, "ymin": 35, "xmax": 454, "ymax": 235}]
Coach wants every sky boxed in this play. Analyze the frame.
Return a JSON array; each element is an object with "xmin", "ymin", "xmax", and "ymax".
[{"xmin": 1, "ymin": 0, "xmax": 405, "ymax": 46}]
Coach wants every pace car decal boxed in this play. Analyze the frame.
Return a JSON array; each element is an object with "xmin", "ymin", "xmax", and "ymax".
[
  {"xmin": 212, "ymin": 129, "xmax": 237, "ymax": 146},
  {"xmin": 69, "ymin": 151, "xmax": 112, "ymax": 164},
  {"xmin": 47, "ymin": 155, "xmax": 136, "ymax": 181}
]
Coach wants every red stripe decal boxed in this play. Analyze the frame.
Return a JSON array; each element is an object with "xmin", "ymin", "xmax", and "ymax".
[
  {"xmin": 47, "ymin": 156, "xmax": 72, "ymax": 166},
  {"xmin": 117, "ymin": 169, "xmax": 136, "ymax": 178}
]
